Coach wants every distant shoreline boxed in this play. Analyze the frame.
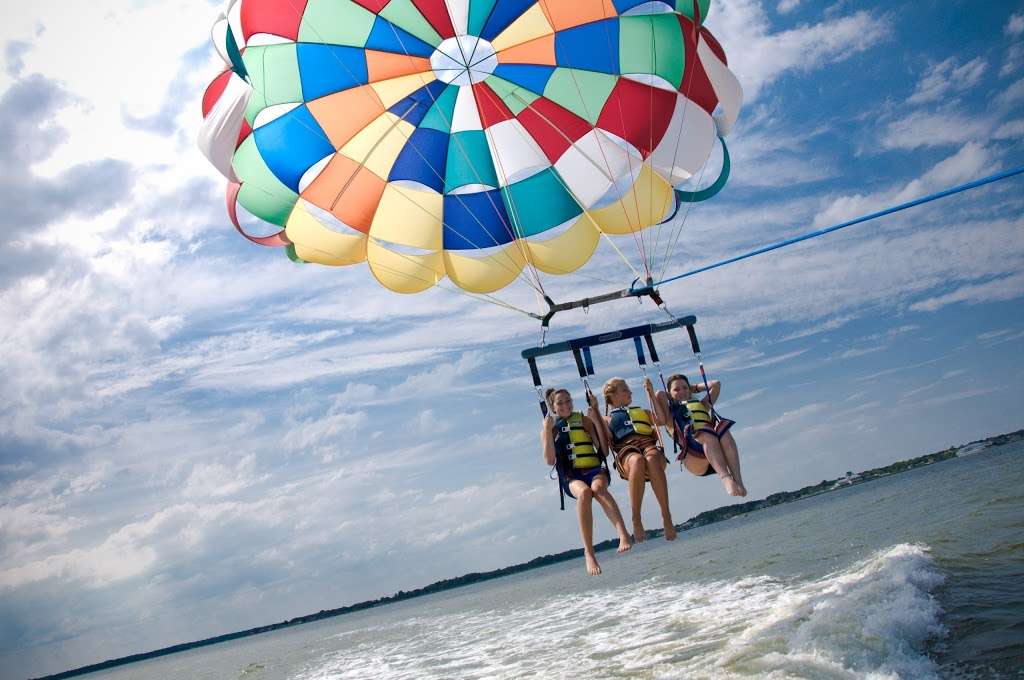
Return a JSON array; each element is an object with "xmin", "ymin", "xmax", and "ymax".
[{"xmin": 33, "ymin": 429, "xmax": 1023, "ymax": 680}]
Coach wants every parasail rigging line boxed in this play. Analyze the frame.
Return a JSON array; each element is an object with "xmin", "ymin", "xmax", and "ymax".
[
  {"xmin": 651, "ymin": 165, "xmax": 1024, "ymax": 288},
  {"xmin": 493, "ymin": 86, "xmax": 647, "ymax": 281},
  {"xmin": 657, "ymin": 150, "xmax": 712, "ymax": 282},
  {"xmin": 440, "ymin": 18, "xmax": 552, "ymax": 302},
  {"xmin": 564, "ymin": 58, "xmax": 652, "ymax": 280},
  {"xmin": 650, "ymin": 2, "xmax": 710, "ymax": 281}
]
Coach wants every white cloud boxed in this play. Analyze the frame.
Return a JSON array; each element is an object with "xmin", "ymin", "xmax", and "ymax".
[
  {"xmin": 777, "ymin": 0, "xmax": 801, "ymax": 14},
  {"xmin": 1002, "ymin": 43, "xmax": 1024, "ymax": 77},
  {"xmin": 706, "ymin": 1, "xmax": 889, "ymax": 101},
  {"xmin": 906, "ymin": 57, "xmax": 987, "ymax": 105},
  {"xmin": 1006, "ymin": 12, "xmax": 1024, "ymax": 37},
  {"xmin": 879, "ymin": 111, "xmax": 992, "ymax": 150},
  {"xmin": 995, "ymin": 77, "xmax": 1024, "ymax": 107},
  {"xmin": 742, "ymin": 401, "xmax": 830, "ymax": 438},
  {"xmin": 835, "ymin": 345, "xmax": 886, "ymax": 360},
  {"xmin": 994, "ymin": 118, "xmax": 1024, "ymax": 139},
  {"xmin": 814, "ymin": 143, "xmax": 994, "ymax": 227},
  {"xmin": 909, "ymin": 271, "xmax": 1024, "ymax": 312}
]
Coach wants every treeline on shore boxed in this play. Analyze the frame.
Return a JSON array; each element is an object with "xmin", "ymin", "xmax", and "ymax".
[{"xmin": 35, "ymin": 429, "xmax": 1022, "ymax": 680}]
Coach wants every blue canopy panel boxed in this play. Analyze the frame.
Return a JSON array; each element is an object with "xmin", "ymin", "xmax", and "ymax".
[
  {"xmin": 388, "ymin": 79, "xmax": 449, "ymax": 127},
  {"xmin": 612, "ymin": 0, "xmax": 659, "ymax": 13},
  {"xmin": 490, "ymin": 64, "xmax": 556, "ymax": 96},
  {"xmin": 253, "ymin": 105, "xmax": 334, "ymax": 192},
  {"xmin": 442, "ymin": 190, "xmax": 516, "ymax": 250},
  {"xmin": 554, "ymin": 19, "xmax": 620, "ymax": 74},
  {"xmin": 296, "ymin": 44, "xmax": 368, "ymax": 101},
  {"xmin": 481, "ymin": 0, "xmax": 537, "ymax": 40},
  {"xmin": 366, "ymin": 17, "xmax": 436, "ymax": 57},
  {"xmin": 388, "ymin": 127, "xmax": 450, "ymax": 192}
]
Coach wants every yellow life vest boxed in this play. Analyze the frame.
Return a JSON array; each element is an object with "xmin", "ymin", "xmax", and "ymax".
[
  {"xmin": 609, "ymin": 405, "xmax": 654, "ymax": 445},
  {"xmin": 686, "ymin": 399, "xmax": 714, "ymax": 428},
  {"xmin": 554, "ymin": 411, "xmax": 601, "ymax": 469}
]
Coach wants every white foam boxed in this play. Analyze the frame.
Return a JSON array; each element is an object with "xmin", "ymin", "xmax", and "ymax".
[{"xmin": 295, "ymin": 544, "xmax": 945, "ymax": 680}]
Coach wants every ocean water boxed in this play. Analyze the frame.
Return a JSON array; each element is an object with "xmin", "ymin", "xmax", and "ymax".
[{"xmin": 85, "ymin": 442, "xmax": 1022, "ymax": 679}]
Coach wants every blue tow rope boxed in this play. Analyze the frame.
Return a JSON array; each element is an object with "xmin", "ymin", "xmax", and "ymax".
[{"xmin": 651, "ymin": 166, "xmax": 1024, "ymax": 288}]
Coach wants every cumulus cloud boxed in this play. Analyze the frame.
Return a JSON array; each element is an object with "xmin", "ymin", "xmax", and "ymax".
[{"xmin": 0, "ymin": 75, "xmax": 134, "ymax": 244}]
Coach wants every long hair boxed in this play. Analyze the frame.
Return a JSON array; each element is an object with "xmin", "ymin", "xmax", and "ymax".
[{"xmin": 602, "ymin": 377, "xmax": 627, "ymax": 415}]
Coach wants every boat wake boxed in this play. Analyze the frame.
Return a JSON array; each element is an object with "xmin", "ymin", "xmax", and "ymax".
[{"xmin": 297, "ymin": 543, "xmax": 945, "ymax": 679}]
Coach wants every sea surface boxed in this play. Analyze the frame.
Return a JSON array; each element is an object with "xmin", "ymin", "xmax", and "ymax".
[{"xmin": 84, "ymin": 442, "xmax": 1023, "ymax": 679}]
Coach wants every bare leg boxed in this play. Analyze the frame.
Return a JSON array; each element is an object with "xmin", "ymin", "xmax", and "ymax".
[
  {"xmin": 591, "ymin": 474, "xmax": 631, "ymax": 553},
  {"xmin": 626, "ymin": 454, "xmax": 647, "ymax": 543},
  {"xmin": 569, "ymin": 480, "xmax": 601, "ymax": 575},
  {"xmin": 643, "ymin": 450, "xmax": 676, "ymax": 540},
  {"xmin": 696, "ymin": 432, "xmax": 743, "ymax": 497},
  {"xmin": 719, "ymin": 431, "xmax": 746, "ymax": 496}
]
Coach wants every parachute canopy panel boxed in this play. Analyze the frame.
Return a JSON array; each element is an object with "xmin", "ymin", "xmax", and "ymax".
[{"xmin": 199, "ymin": 0, "xmax": 743, "ymax": 295}]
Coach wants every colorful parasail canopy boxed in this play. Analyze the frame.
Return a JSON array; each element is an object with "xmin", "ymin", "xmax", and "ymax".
[{"xmin": 199, "ymin": 0, "xmax": 743, "ymax": 296}]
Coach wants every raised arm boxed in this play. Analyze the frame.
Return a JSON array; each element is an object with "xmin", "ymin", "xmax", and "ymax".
[
  {"xmin": 698, "ymin": 379, "xmax": 721, "ymax": 405},
  {"xmin": 540, "ymin": 415, "xmax": 556, "ymax": 466},
  {"xmin": 649, "ymin": 384, "xmax": 672, "ymax": 427},
  {"xmin": 584, "ymin": 393, "xmax": 610, "ymax": 455},
  {"xmin": 587, "ymin": 392, "xmax": 614, "ymax": 449}
]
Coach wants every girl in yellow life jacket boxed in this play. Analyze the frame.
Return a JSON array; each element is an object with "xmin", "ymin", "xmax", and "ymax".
[
  {"xmin": 598, "ymin": 378, "xmax": 676, "ymax": 543},
  {"xmin": 652, "ymin": 374, "xmax": 747, "ymax": 497},
  {"xmin": 541, "ymin": 388, "xmax": 632, "ymax": 575}
]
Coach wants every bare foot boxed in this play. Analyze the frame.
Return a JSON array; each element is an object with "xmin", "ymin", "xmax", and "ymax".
[
  {"xmin": 737, "ymin": 481, "xmax": 748, "ymax": 497},
  {"xmin": 585, "ymin": 551, "xmax": 601, "ymax": 575},
  {"xmin": 617, "ymin": 534, "xmax": 632, "ymax": 553},
  {"xmin": 632, "ymin": 518, "xmax": 646, "ymax": 543},
  {"xmin": 722, "ymin": 474, "xmax": 744, "ymax": 497},
  {"xmin": 663, "ymin": 519, "xmax": 677, "ymax": 541}
]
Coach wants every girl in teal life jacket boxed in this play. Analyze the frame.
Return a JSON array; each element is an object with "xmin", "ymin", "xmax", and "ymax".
[
  {"xmin": 541, "ymin": 388, "xmax": 632, "ymax": 575},
  {"xmin": 652, "ymin": 374, "xmax": 747, "ymax": 497},
  {"xmin": 598, "ymin": 378, "xmax": 676, "ymax": 543}
]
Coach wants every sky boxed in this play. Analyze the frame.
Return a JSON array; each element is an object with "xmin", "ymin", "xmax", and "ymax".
[{"xmin": 1, "ymin": 0, "xmax": 1023, "ymax": 677}]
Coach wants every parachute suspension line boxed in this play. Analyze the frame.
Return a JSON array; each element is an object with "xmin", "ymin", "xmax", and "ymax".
[
  {"xmin": 592, "ymin": 11, "xmax": 654, "ymax": 279},
  {"xmin": 372, "ymin": 259, "xmax": 541, "ymax": 319},
  {"xmin": 468, "ymin": 86, "xmax": 633, "ymax": 290},
  {"xmin": 657, "ymin": 151, "xmax": 712, "ymax": 282},
  {"xmin": 645, "ymin": 19, "xmax": 658, "ymax": 272},
  {"xmin": 563, "ymin": 59, "xmax": 650, "ymax": 280},
  {"xmin": 463, "ymin": 83, "xmax": 550, "ymax": 313},
  {"xmin": 379, "ymin": 20, "xmax": 551, "ymax": 303},
  {"xmin": 651, "ymin": 3, "xmax": 709, "ymax": 281},
  {"xmin": 290, "ymin": 6, "xmax": 549, "ymax": 299},
  {"xmin": 651, "ymin": 165, "xmax": 1024, "ymax": 288},
  {"xmin": 496, "ymin": 87, "xmax": 645, "ymax": 282},
  {"xmin": 445, "ymin": 27, "xmax": 550, "ymax": 302}
]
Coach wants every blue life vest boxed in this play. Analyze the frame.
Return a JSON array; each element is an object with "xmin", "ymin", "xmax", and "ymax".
[{"xmin": 608, "ymin": 406, "xmax": 654, "ymax": 446}]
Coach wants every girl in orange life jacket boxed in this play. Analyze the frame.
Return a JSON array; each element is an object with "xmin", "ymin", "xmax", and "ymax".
[
  {"xmin": 541, "ymin": 388, "xmax": 632, "ymax": 575},
  {"xmin": 598, "ymin": 377, "xmax": 676, "ymax": 543},
  {"xmin": 652, "ymin": 374, "xmax": 747, "ymax": 497}
]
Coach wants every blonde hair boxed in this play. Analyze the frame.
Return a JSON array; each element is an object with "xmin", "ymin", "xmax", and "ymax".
[
  {"xmin": 545, "ymin": 387, "xmax": 571, "ymax": 411},
  {"xmin": 602, "ymin": 377, "xmax": 628, "ymax": 414}
]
